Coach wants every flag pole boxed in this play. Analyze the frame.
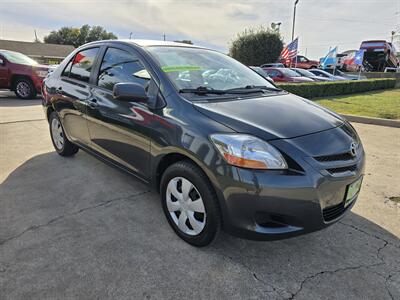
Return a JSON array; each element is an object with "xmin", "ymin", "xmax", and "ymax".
[{"xmin": 333, "ymin": 47, "xmax": 337, "ymax": 76}]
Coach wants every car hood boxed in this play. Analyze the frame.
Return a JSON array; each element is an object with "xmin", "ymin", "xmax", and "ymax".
[
  {"xmin": 193, "ymin": 93, "xmax": 344, "ymax": 140},
  {"xmin": 33, "ymin": 64, "xmax": 50, "ymax": 71}
]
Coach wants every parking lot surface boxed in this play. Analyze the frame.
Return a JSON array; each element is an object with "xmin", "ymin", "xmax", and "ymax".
[{"xmin": 1, "ymin": 92, "xmax": 399, "ymax": 299}]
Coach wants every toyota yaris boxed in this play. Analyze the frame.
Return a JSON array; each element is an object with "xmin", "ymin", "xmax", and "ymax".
[{"xmin": 42, "ymin": 40, "xmax": 365, "ymax": 246}]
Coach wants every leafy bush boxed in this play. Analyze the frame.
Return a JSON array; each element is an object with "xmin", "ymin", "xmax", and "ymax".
[
  {"xmin": 277, "ymin": 79, "xmax": 396, "ymax": 99},
  {"xmin": 229, "ymin": 27, "xmax": 283, "ymax": 66}
]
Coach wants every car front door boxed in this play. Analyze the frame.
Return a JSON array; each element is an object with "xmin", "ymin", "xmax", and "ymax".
[
  {"xmin": 54, "ymin": 47, "xmax": 100, "ymax": 145},
  {"xmin": 86, "ymin": 46, "xmax": 156, "ymax": 180},
  {"xmin": 0, "ymin": 55, "xmax": 8, "ymax": 88}
]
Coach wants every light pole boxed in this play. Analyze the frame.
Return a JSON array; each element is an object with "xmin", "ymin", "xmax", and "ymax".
[
  {"xmin": 129, "ymin": 32, "xmax": 133, "ymax": 39},
  {"xmin": 291, "ymin": 0, "xmax": 299, "ymax": 41}
]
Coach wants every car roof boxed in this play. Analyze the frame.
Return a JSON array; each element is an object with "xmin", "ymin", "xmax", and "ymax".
[{"xmin": 85, "ymin": 39, "xmax": 204, "ymax": 49}]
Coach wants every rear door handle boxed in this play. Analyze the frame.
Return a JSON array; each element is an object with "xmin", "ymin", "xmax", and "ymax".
[{"xmin": 88, "ymin": 98, "xmax": 98, "ymax": 109}]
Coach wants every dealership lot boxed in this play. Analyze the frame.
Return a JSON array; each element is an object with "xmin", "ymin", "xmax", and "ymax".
[{"xmin": 0, "ymin": 92, "xmax": 399, "ymax": 299}]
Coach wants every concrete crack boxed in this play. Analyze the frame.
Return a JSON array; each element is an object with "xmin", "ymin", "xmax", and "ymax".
[
  {"xmin": 372, "ymin": 269, "xmax": 400, "ymax": 300},
  {"xmin": 288, "ymin": 262, "xmax": 384, "ymax": 300},
  {"xmin": 0, "ymin": 190, "xmax": 150, "ymax": 246},
  {"xmin": 223, "ymin": 254, "xmax": 293, "ymax": 299},
  {"xmin": 339, "ymin": 221, "xmax": 400, "ymax": 255},
  {"xmin": 288, "ymin": 222, "xmax": 395, "ymax": 300}
]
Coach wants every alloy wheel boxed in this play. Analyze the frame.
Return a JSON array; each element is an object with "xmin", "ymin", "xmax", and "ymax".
[
  {"xmin": 166, "ymin": 177, "xmax": 206, "ymax": 236},
  {"xmin": 16, "ymin": 81, "xmax": 31, "ymax": 98}
]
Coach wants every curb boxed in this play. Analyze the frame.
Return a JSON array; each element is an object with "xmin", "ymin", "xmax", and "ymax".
[{"xmin": 341, "ymin": 114, "xmax": 400, "ymax": 128}]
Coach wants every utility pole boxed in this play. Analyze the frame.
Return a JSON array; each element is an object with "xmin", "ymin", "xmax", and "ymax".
[
  {"xmin": 391, "ymin": 30, "xmax": 395, "ymax": 43},
  {"xmin": 291, "ymin": 0, "xmax": 299, "ymax": 41},
  {"xmin": 163, "ymin": 34, "xmax": 166, "ymax": 41},
  {"xmin": 129, "ymin": 32, "xmax": 133, "ymax": 39}
]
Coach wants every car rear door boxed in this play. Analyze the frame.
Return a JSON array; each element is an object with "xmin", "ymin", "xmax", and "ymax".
[
  {"xmin": 54, "ymin": 47, "xmax": 101, "ymax": 145},
  {"xmin": 85, "ymin": 45, "xmax": 157, "ymax": 180}
]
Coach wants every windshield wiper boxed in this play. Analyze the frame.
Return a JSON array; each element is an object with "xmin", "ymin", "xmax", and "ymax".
[
  {"xmin": 179, "ymin": 85, "xmax": 282, "ymax": 96},
  {"xmin": 225, "ymin": 85, "xmax": 282, "ymax": 93},
  {"xmin": 179, "ymin": 86, "xmax": 226, "ymax": 95}
]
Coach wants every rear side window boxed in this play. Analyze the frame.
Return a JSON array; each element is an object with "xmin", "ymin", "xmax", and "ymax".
[
  {"xmin": 69, "ymin": 48, "xmax": 99, "ymax": 82},
  {"xmin": 97, "ymin": 48, "xmax": 151, "ymax": 91}
]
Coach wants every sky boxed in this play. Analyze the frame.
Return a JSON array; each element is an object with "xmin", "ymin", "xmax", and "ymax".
[{"xmin": 0, "ymin": 0, "xmax": 399, "ymax": 59}]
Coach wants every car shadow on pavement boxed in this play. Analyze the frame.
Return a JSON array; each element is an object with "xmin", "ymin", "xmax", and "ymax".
[
  {"xmin": 1, "ymin": 151, "xmax": 399, "ymax": 299},
  {"xmin": 0, "ymin": 97, "xmax": 42, "ymax": 107}
]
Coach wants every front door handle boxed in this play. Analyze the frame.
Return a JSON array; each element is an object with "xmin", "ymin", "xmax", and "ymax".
[{"xmin": 88, "ymin": 98, "xmax": 98, "ymax": 109}]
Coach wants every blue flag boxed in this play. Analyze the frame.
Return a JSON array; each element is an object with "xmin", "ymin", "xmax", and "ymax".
[
  {"xmin": 354, "ymin": 50, "xmax": 364, "ymax": 65},
  {"xmin": 320, "ymin": 47, "xmax": 338, "ymax": 69}
]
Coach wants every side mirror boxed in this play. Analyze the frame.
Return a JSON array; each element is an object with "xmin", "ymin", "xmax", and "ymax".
[
  {"xmin": 113, "ymin": 82, "xmax": 148, "ymax": 102},
  {"xmin": 0, "ymin": 58, "xmax": 4, "ymax": 65}
]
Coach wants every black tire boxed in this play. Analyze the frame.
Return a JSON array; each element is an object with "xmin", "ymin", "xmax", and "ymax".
[
  {"xmin": 49, "ymin": 111, "xmax": 79, "ymax": 156},
  {"xmin": 160, "ymin": 160, "xmax": 221, "ymax": 247},
  {"xmin": 14, "ymin": 78, "xmax": 37, "ymax": 99}
]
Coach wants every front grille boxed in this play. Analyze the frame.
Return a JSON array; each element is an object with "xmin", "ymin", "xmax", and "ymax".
[
  {"xmin": 314, "ymin": 152, "xmax": 354, "ymax": 162},
  {"xmin": 323, "ymin": 202, "xmax": 346, "ymax": 222},
  {"xmin": 327, "ymin": 164, "xmax": 357, "ymax": 174}
]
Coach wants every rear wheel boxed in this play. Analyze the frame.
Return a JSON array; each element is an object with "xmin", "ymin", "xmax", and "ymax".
[
  {"xmin": 14, "ymin": 78, "xmax": 36, "ymax": 99},
  {"xmin": 49, "ymin": 112, "xmax": 79, "ymax": 156},
  {"xmin": 160, "ymin": 160, "xmax": 221, "ymax": 247}
]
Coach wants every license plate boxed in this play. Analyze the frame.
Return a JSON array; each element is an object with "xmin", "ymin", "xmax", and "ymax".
[{"xmin": 345, "ymin": 176, "xmax": 363, "ymax": 207}]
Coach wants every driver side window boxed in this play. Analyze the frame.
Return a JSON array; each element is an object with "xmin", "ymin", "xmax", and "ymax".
[{"xmin": 97, "ymin": 47, "xmax": 151, "ymax": 92}]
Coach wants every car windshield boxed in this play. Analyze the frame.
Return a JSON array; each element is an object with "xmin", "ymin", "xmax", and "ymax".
[
  {"xmin": 293, "ymin": 68, "xmax": 314, "ymax": 77},
  {"xmin": 146, "ymin": 46, "xmax": 275, "ymax": 93},
  {"xmin": 278, "ymin": 68, "xmax": 300, "ymax": 77},
  {"xmin": 1, "ymin": 50, "xmax": 38, "ymax": 65}
]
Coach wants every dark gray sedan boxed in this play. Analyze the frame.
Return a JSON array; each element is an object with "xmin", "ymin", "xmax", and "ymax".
[{"xmin": 42, "ymin": 40, "xmax": 365, "ymax": 246}]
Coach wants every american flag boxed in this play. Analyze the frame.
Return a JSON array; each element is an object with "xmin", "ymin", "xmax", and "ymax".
[{"xmin": 280, "ymin": 38, "xmax": 298, "ymax": 64}]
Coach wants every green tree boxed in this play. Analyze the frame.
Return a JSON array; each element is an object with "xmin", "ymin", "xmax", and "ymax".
[
  {"xmin": 44, "ymin": 25, "xmax": 117, "ymax": 47},
  {"xmin": 229, "ymin": 27, "xmax": 283, "ymax": 66}
]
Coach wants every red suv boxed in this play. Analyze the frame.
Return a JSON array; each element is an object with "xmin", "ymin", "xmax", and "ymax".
[
  {"xmin": 360, "ymin": 40, "xmax": 399, "ymax": 71},
  {"xmin": 279, "ymin": 55, "xmax": 319, "ymax": 69},
  {"xmin": 0, "ymin": 50, "xmax": 49, "ymax": 99}
]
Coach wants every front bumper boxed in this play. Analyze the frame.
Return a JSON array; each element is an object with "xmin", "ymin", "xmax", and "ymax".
[{"xmin": 213, "ymin": 125, "xmax": 365, "ymax": 241}]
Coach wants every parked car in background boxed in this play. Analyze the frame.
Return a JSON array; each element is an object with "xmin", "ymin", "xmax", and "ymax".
[
  {"xmin": 291, "ymin": 68, "xmax": 331, "ymax": 81},
  {"xmin": 360, "ymin": 40, "xmax": 399, "ymax": 71},
  {"xmin": 340, "ymin": 50, "xmax": 362, "ymax": 72},
  {"xmin": 0, "ymin": 49, "xmax": 49, "ymax": 99},
  {"xmin": 308, "ymin": 69, "xmax": 347, "ymax": 81},
  {"xmin": 260, "ymin": 63, "xmax": 285, "ymax": 68},
  {"xmin": 43, "ymin": 39, "xmax": 365, "ymax": 246},
  {"xmin": 263, "ymin": 67, "xmax": 314, "ymax": 83},
  {"xmin": 250, "ymin": 66, "xmax": 274, "ymax": 84},
  {"xmin": 280, "ymin": 55, "xmax": 319, "ymax": 69},
  {"xmin": 323, "ymin": 68, "xmax": 366, "ymax": 80},
  {"xmin": 384, "ymin": 67, "xmax": 400, "ymax": 73}
]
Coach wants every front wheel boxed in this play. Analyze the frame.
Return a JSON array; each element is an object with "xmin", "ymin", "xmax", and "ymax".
[
  {"xmin": 14, "ymin": 78, "xmax": 37, "ymax": 99},
  {"xmin": 160, "ymin": 160, "xmax": 221, "ymax": 247},
  {"xmin": 49, "ymin": 112, "xmax": 79, "ymax": 156}
]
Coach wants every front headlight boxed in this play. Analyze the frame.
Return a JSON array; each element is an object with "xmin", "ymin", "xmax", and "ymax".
[
  {"xmin": 210, "ymin": 134, "xmax": 287, "ymax": 170},
  {"xmin": 35, "ymin": 70, "xmax": 48, "ymax": 78}
]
